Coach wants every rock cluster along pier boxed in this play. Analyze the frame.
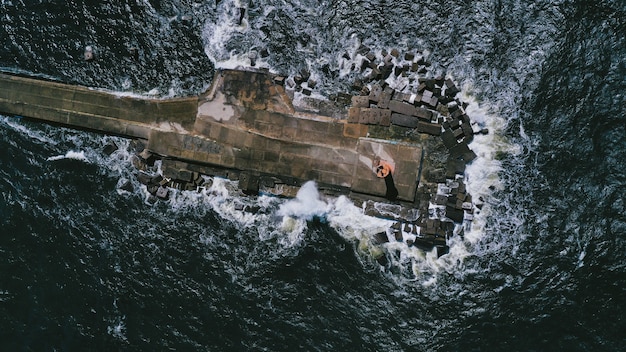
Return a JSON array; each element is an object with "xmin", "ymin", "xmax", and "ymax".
[
  {"xmin": 350, "ymin": 76, "xmax": 481, "ymax": 260},
  {"xmin": 276, "ymin": 46, "xmax": 483, "ymax": 260},
  {"xmin": 0, "ymin": 49, "xmax": 483, "ymax": 260}
]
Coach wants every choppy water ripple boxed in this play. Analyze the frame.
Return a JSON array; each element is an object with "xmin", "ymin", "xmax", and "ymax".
[
  {"xmin": 0, "ymin": 1, "xmax": 215, "ymax": 95},
  {"xmin": 1, "ymin": 0, "xmax": 625, "ymax": 350}
]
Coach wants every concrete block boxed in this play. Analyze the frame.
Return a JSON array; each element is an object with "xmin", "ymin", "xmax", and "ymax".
[
  {"xmin": 414, "ymin": 107, "xmax": 432, "ymax": 121},
  {"xmin": 427, "ymin": 96, "xmax": 438, "ymax": 108},
  {"xmin": 449, "ymin": 142, "xmax": 471, "ymax": 158},
  {"xmin": 156, "ymin": 186, "xmax": 169, "ymax": 199},
  {"xmin": 390, "ymin": 113, "xmax": 418, "ymax": 128},
  {"xmin": 239, "ymin": 172, "xmax": 260, "ymax": 195},
  {"xmin": 177, "ymin": 169, "xmax": 194, "ymax": 182},
  {"xmin": 462, "ymin": 149, "xmax": 477, "ymax": 163},
  {"xmin": 102, "ymin": 141, "xmax": 118, "ymax": 155},
  {"xmin": 453, "ymin": 128, "xmax": 464, "ymax": 139},
  {"xmin": 388, "ymin": 100, "xmax": 416, "ymax": 116},
  {"xmin": 368, "ymin": 109, "xmax": 380, "ymax": 125},
  {"xmin": 446, "ymin": 160, "xmax": 466, "ymax": 179},
  {"xmin": 264, "ymin": 150, "xmax": 280, "ymax": 162},
  {"xmin": 441, "ymin": 129, "xmax": 458, "ymax": 149},
  {"xmin": 282, "ymin": 126, "xmax": 298, "ymax": 139},
  {"xmin": 380, "ymin": 109, "xmax": 391, "ymax": 126},
  {"xmin": 368, "ymin": 67, "xmax": 381, "ymax": 81},
  {"xmin": 299, "ymin": 119, "xmax": 328, "ymax": 133},
  {"xmin": 368, "ymin": 84, "xmax": 383, "ymax": 102},
  {"xmin": 327, "ymin": 123, "xmax": 344, "ymax": 137},
  {"xmin": 461, "ymin": 122, "xmax": 474, "ymax": 142},
  {"xmin": 446, "ymin": 207, "xmax": 464, "ymax": 223},
  {"xmin": 377, "ymin": 87, "xmax": 393, "ymax": 109},
  {"xmin": 359, "ymin": 108, "xmax": 370, "ymax": 124},
  {"xmin": 367, "ymin": 108, "xmax": 388, "ymax": 125},
  {"xmin": 251, "ymin": 149, "xmax": 265, "ymax": 161},
  {"xmin": 451, "ymin": 108, "xmax": 464, "ymax": 119},
  {"xmin": 445, "ymin": 78, "xmax": 460, "ymax": 96},
  {"xmin": 351, "ymin": 95, "xmax": 369, "ymax": 108},
  {"xmin": 416, "ymin": 121, "xmax": 442, "ymax": 136}
]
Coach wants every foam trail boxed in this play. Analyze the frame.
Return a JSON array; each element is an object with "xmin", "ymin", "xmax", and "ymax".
[
  {"xmin": 462, "ymin": 95, "xmax": 520, "ymax": 242},
  {"xmin": 0, "ymin": 115, "xmax": 58, "ymax": 145},
  {"xmin": 46, "ymin": 150, "xmax": 89, "ymax": 162}
]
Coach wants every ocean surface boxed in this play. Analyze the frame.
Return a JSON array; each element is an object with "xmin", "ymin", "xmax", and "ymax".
[{"xmin": 1, "ymin": 0, "xmax": 625, "ymax": 350}]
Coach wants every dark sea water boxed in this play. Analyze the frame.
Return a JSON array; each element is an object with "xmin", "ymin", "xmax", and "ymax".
[{"xmin": 1, "ymin": 0, "xmax": 625, "ymax": 351}]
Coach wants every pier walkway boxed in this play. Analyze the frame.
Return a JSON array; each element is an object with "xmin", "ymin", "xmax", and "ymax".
[{"xmin": 0, "ymin": 70, "xmax": 424, "ymax": 204}]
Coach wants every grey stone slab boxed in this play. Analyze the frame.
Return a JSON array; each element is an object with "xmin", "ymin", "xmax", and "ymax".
[
  {"xmin": 377, "ymin": 87, "xmax": 393, "ymax": 109},
  {"xmin": 414, "ymin": 107, "xmax": 433, "ymax": 121},
  {"xmin": 388, "ymin": 100, "xmax": 416, "ymax": 116},
  {"xmin": 348, "ymin": 107, "xmax": 360, "ymax": 123},
  {"xmin": 391, "ymin": 113, "xmax": 419, "ymax": 128},
  {"xmin": 449, "ymin": 142, "xmax": 471, "ymax": 158},
  {"xmin": 417, "ymin": 121, "xmax": 442, "ymax": 136},
  {"xmin": 368, "ymin": 84, "xmax": 383, "ymax": 102},
  {"xmin": 351, "ymin": 95, "xmax": 369, "ymax": 108},
  {"xmin": 441, "ymin": 129, "xmax": 457, "ymax": 149}
]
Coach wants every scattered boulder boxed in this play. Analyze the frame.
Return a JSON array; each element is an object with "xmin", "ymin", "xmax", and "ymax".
[
  {"xmin": 136, "ymin": 171, "xmax": 153, "ymax": 185},
  {"xmin": 138, "ymin": 150, "xmax": 157, "ymax": 166},
  {"xmin": 156, "ymin": 186, "xmax": 169, "ymax": 200},
  {"xmin": 273, "ymin": 76, "xmax": 285, "ymax": 86},
  {"xmin": 356, "ymin": 44, "xmax": 370, "ymax": 55},
  {"xmin": 436, "ymin": 245, "xmax": 450, "ymax": 258},
  {"xmin": 102, "ymin": 140, "xmax": 118, "ymax": 155},
  {"xmin": 237, "ymin": 7, "xmax": 245, "ymax": 25},
  {"xmin": 372, "ymin": 232, "xmax": 389, "ymax": 244},
  {"xmin": 118, "ymin": 180, "xmax": 133, "ymax": 193},
  {"xmin": 239, "ymin": 172, "xmax": 259, "ymax": 195}
]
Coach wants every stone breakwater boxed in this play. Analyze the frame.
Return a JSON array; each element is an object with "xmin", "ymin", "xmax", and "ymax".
[
  {"xmin": 0, "ymin": 50, "xmax": 483, "ymax": 260},
  {"xmin": 277, "ymin": 46, "xmax": 484, "ymax": 261}
]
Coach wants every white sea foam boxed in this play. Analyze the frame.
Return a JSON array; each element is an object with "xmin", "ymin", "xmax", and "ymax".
[
  {"xmin": 107, "ymin": 314, "xmax": 127, "ymax": 342},
  {"xmin": 202, "ymin": 0, "xmax": 258, "ymax": 70},
  {"xmin": 277, "ymin": 181, "xmax": 329, "ymax": 220},
  {"xmin": 46, "ymin": 150, "xmax": 89, "ymax": 162},
  {"xmin": 0, "ymin": 115, "xmax": 57, "ymax": 145},
  {"xmin": 462, "ymin": 95, "xmax": 521, "ymax": 243}
]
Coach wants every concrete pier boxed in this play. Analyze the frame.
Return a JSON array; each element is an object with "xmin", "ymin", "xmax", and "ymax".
[
  {"xmin": 0, "ymin": 70, "xmax": 427, "ymax": 207},
  {"xmin": 0, "ymin": 62, "xmax": 483, "ymax": 258},
  {"xmin": 0, "ymin": 73, "xmax": 198, "ymax": 140}
]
